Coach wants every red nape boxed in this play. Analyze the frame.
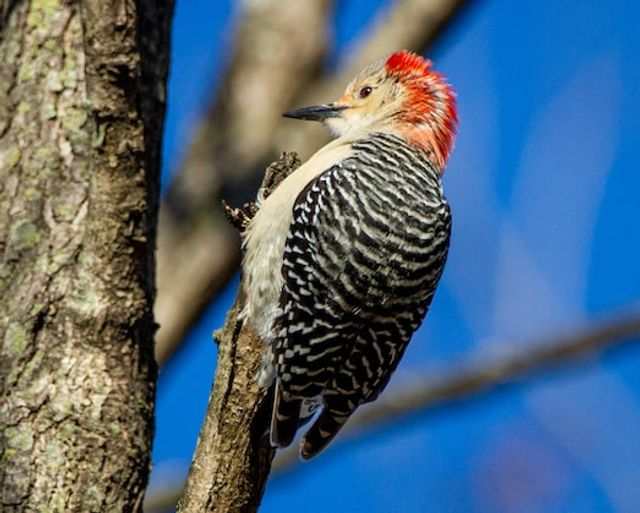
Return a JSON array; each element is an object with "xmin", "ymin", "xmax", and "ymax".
[{"xmin": 384, "ymin": 51, "xmax": 458, "ymax": 170}]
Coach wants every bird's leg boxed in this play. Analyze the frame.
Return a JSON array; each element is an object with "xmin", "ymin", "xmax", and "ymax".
[{"xmin": 223, "ymin": 151, "xmax": 300, "ymax": 233}]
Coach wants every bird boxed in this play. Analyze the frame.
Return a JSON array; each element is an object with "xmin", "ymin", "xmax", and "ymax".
[{"xmin": 241, "ymin": 50, "xmax": 457, "ymax": 459}]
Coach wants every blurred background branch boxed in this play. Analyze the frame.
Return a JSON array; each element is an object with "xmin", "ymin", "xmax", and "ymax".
[
  {"xmin": 154, "ymin": 0, "xmax": 473, "ymax": 366},
  {"xmin": 273, "ymin": 308, "xmax": 640, "ymax": 471},
  {"xmin": 154, "ymin": 0, "xmax": 332, "ymax": 365},
  {"xmin": 146, "ymin": 309, "xmax": 640, "ymax": 513}
]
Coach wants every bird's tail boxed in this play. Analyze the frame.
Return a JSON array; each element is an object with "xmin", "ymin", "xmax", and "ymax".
[
  {"xmin": 300, "ymin": 406, "xmax": 349, "ymax": 460},
  {"xmin": 270, "ymin": 382, "xmax": 302, "ymax": 448}
]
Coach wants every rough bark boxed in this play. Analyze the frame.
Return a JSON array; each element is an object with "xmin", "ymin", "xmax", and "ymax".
[
  {"xmin": 0, "ymin": 1, "xmax": 172, "ymax": 512},
  {"xmin": 176, "ymin": 303, "xmax": 275, "ymax": 513}
]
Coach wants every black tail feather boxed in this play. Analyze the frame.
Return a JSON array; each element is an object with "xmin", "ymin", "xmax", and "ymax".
[
  {"xmin": 270, "ymin": 382, "xmax": 302, "ymax": 448},
  {"xmin": 300, "ymin": 408, "xmax": 348, "ymax": 460}
]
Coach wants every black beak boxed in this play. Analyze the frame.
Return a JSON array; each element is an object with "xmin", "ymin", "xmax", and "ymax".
[{"xmin": 283, "ymin": 103, "xmax": 348, "ymax": 122}]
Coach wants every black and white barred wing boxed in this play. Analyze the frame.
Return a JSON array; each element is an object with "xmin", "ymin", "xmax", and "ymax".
[
  {"xmin": 271, "ymin": 147, "xmax": 451, "ymax": 456},
  {"xmin": 269, "ymin": 164, "xmax": 355, "ymax": 448},
  {"xmin": 275, "ymin": 165, "xmax": 358, "ymax": 391}
]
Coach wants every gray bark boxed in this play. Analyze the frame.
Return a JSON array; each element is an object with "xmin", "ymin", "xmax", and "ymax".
[{"xmin": 0, "ymin": 1, "xmax": 172, "ymax": 512}]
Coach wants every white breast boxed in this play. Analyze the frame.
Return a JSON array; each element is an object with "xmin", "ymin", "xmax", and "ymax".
[{"xmin": 242, "ymin": 139, "xmax": 352, "ymax": 341}]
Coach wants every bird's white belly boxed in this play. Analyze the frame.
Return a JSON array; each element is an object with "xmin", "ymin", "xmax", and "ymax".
[
  {"xmin": 242, "ymin": 185, "xmax": 298, "ymax": 388},
  {"xmin": 240, "ymin": 139, "xmax": 352, "ymax": 386},
  {"xmin": 242, "ymin": 206, "xmax": 289, "ymax": 341},
  {"xmin": 242, "ymin": 139, "xmax": 351, "ymax": 341}
]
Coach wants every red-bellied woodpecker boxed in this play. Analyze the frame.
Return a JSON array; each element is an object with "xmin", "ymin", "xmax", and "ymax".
[{"xmin": 242, "ymin": 50, "xmax": 458, "ymax": 459}]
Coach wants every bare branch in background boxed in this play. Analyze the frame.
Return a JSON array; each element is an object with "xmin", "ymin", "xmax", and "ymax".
[
  {"xmin": 274, "ymin": 309, "xmax": 640, "ymax": 471},
  {"xmin": 155, "ymin": 0, "xmax": 473, "ymax": 366},
  {"xmin": 146, "ymin": 310, "xmax": 640, "ymax": 513},
  {"xmin": 155, "ymin": 0, "xmax": 332, "ymax": 365}
]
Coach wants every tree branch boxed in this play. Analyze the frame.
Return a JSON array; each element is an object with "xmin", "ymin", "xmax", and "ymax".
[
  {"xmin": 175, "ymin": 302, "xmax": 274, "ymax": 513},
  {"xmin": 154, "ymin": 0, "xmax": 332, "ymax": 366},
  {"xmin": 154, "ymin": 0, "xmax": 473, "ymax": 366},
  {"xmin": 175, "ymin": 153, "xmax": 299, "ymax": 513},
  {"xmin": 147, "ymin": 309, "xmax": 640, "ymax": 512}
]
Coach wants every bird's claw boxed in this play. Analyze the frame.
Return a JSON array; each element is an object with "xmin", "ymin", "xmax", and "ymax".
[
  {"xmin": 223, "ymin": 152, "xmax": 300, "ymax": 233},
  {"xmin": 222, "ymin": 200, "xmax": 258, "ymax": 232}
]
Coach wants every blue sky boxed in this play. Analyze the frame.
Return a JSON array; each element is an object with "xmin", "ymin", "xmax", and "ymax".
[{"xmin": 152, "ymin": 1, "xmax": 640, "ymax": 512}]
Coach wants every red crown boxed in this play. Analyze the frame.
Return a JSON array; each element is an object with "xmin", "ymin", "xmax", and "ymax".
[{"xmin": 385, "ymin": 50, "xmax": 433, "ymax": 77}]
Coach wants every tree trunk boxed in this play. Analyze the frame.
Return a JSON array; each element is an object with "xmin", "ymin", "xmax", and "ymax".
[{"xmin": 0, "ymin": 1, "xmax": 172, "ymax": 512}]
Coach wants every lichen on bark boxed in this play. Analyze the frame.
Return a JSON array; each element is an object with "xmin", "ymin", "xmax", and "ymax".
[{"xmin": 0, "ymin": 1, "xmax": 173, "ymax": 512}]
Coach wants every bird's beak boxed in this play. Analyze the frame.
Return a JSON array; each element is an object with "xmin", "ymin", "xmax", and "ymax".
[{"xmin": 283, "ymin": 103, "xmax": 348, "ymax": 122}]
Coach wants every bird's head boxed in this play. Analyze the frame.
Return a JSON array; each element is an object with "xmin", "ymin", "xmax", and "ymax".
[{"xmin": 284, "ymin": 50, "xmax": 458, "ymax": 169}]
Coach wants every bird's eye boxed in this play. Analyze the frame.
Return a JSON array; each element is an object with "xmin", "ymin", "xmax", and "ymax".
[{"xmin": 359, "ymin": 86, "xmax": 373, "ymax": 99}]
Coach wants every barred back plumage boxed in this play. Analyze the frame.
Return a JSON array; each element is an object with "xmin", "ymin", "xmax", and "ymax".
[{"xmin": 271, "ymin": 133, "xmax": 451, "ymax": 457}]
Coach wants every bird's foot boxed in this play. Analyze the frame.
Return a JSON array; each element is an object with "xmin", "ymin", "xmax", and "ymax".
[
  {"xmin": 222, "ymin": 151, "xmax": 300, "ymax": 233},
  {"xmin": 222, "ymin": 200, "xmax": 258, "ymax": 232}
]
